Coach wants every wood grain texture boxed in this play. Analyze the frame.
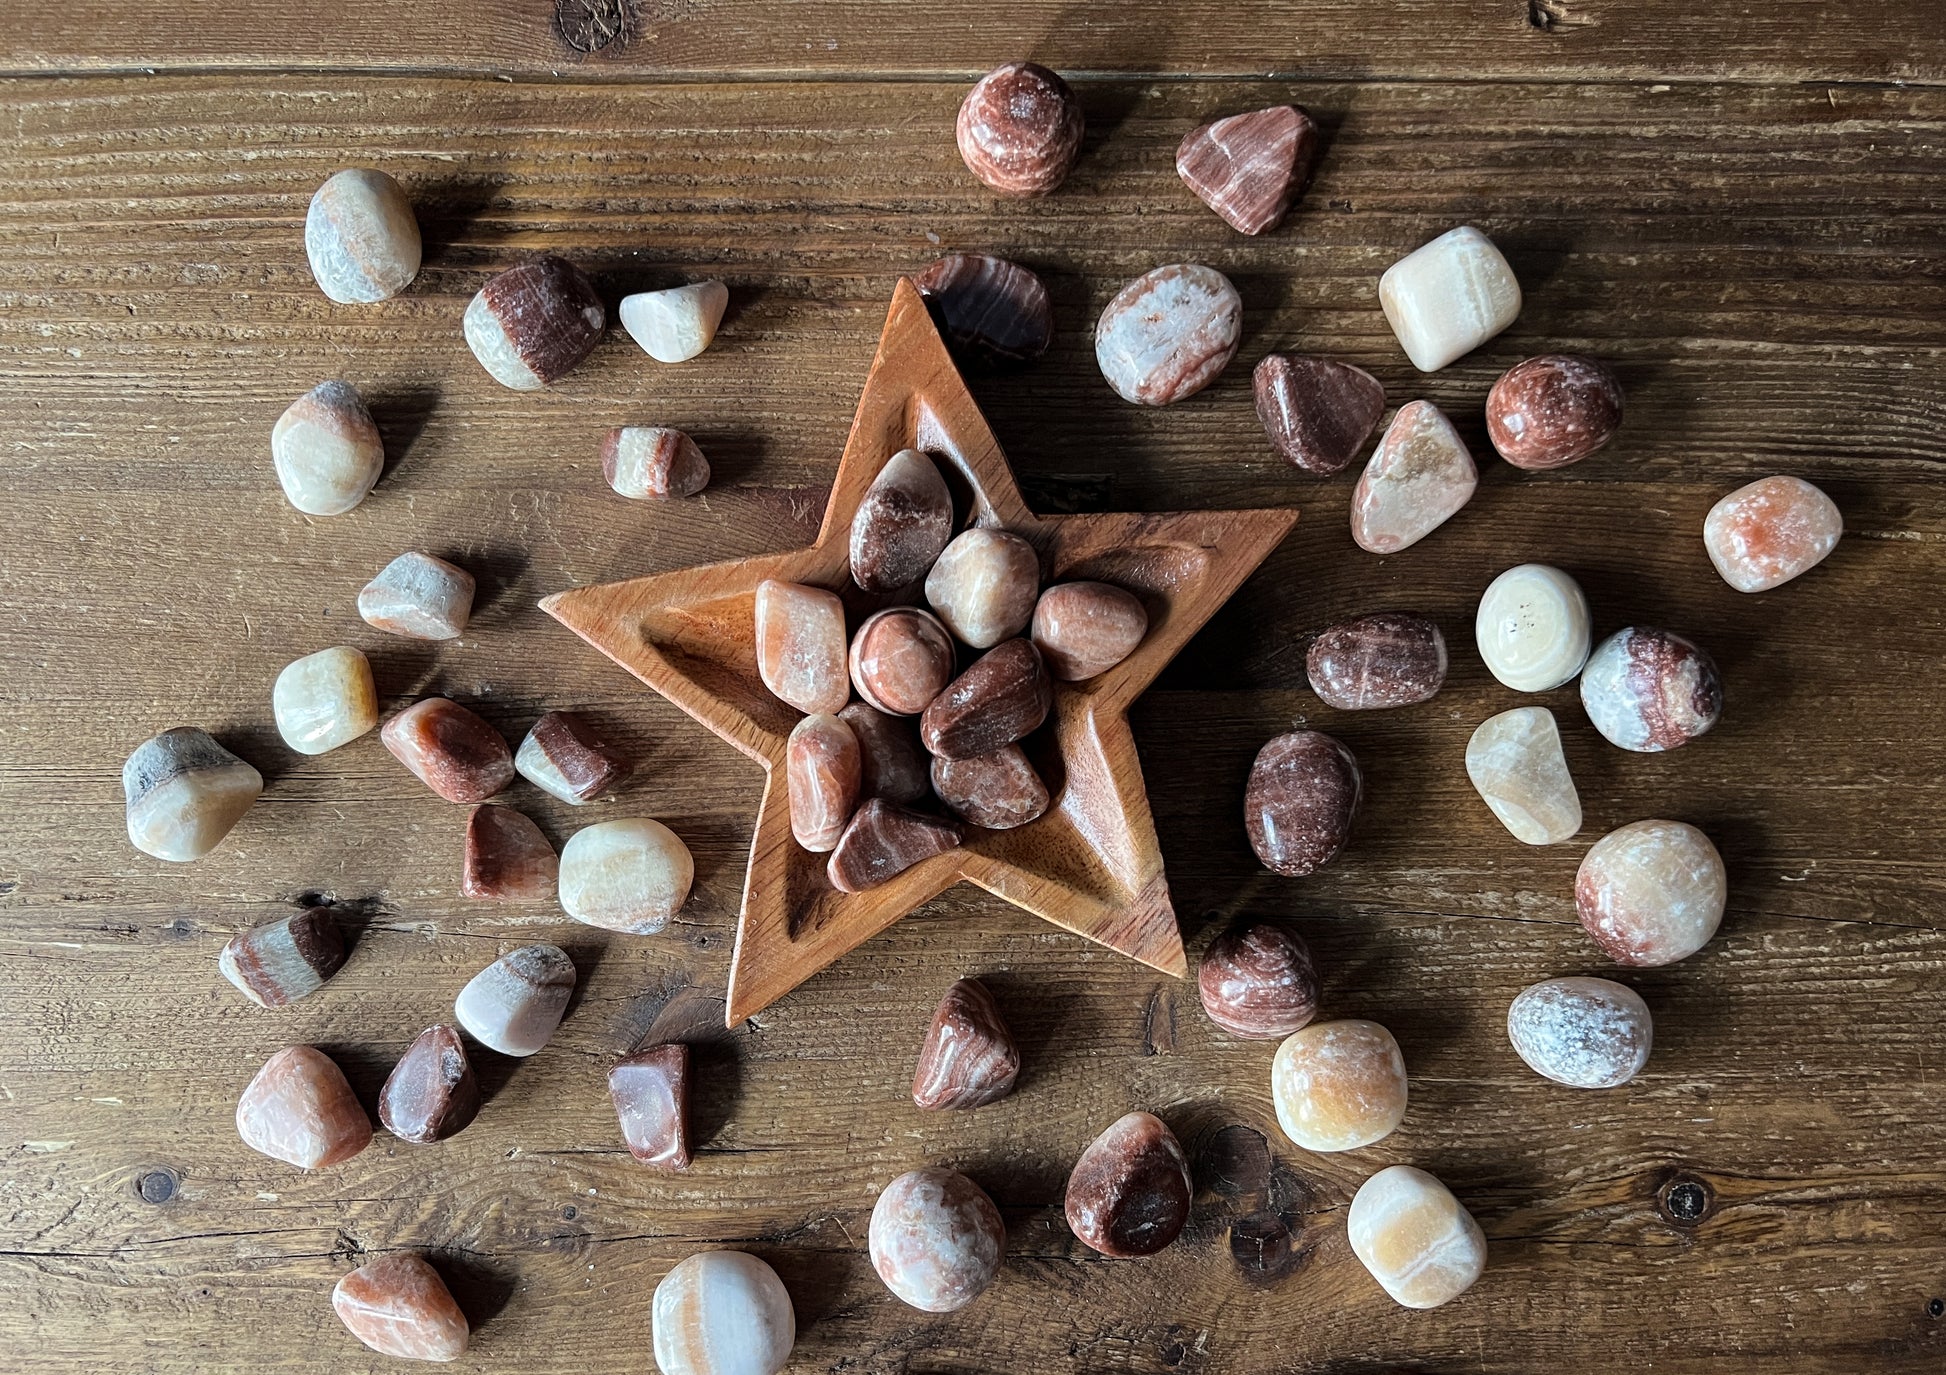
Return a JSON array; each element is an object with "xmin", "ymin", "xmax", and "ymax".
[{"xmin": 1, "ymin": 69, "xmax": 1944, "ymax": 1374}]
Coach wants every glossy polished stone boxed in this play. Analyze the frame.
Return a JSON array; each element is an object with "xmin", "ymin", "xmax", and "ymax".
[
  {"xmin": 931, "ymin": 745, "xmax": 1049, "ymax": 830},
  {"xmin": 870, "ymin": 1167, "xmax": 1005, "ymax": 1312},
  {"xmin": 602, "ymin": 426, "xmax": 711, "ymax": 499},
  {"xmin": 915, "ymin": 254, "xmax": 1054, "ymax": 363},
  {"xmin": 1378, "ymin": 225, "xmax": 1522, "ymax": 372},
  {"xmin": 620, "ymin": 280, "xmax": 729, "ymax": 363},
  {"xmin": 1064, "ymin": 1111, "xmax": 1193, "ymax": 1258},
  {"xmin": 516, "ymin": 710, "xmax": 632, "ymax": 804},
  {"xmin": 1197, "ymin": 922, "xmax": 1319, "ymax": 1039},
  {"xmin": 1465, "ymin": 707, "xmax": 1581, "ymax": 845},
  {"xmin": 1486, "ymin": 354, "xmax": 1624, "ymax": 469},
  {"xmin": 332, "ymin": 1253, "xmax": 469, "ymax": 1362},
  {"xmin": 652, "ymin": 1251, "xmax": 796, "ymax": 1375},
  {"xmin": 1350, "ymin": 400, "xmax": 1478, "ymax": 554},
  {"xmin": 1030, "ymin": 581, "xmax": 1147, "ymax": 681},
  {"xmin": 453, "ymin": 944, "xmax": 575, "ymax": 1056},
  {"xmin": 1474, "ymin": 563, "xmax": 1591, "ymax": 692},
  {"xmin": 462, "ymin": 804, "xmax": 558, "ymax": 900},
  {"xmin": 1348, "ymin": 1166, "xmax": 1487, "ymax": 1309},
  {"xmin": 1095, "ymin": 264, "xmax": 1242, "ymax": 406},
  {"xmin": 272, "ymin": 380, "xmax": 384, "ymax": 516},
  {"xmin": 304, "ymin": 168, "xmax": 421, "ymax": 305},
  {"xmin": 827, "ymin": 799, "xmax": 963, "ymax": 893},
  {"xmin": 1580, "ymin": 627, "xmax": 1722, "ymax": 752},
  {"xmin": 912, "ymin": 977, "xmax": 1020, "ymax": 1110},
  {"xmin": 559, "ymin": 818, "xmax": 694, "ymax": 933},
  {"xmin": 754, "ymin": 579, "xmax": 850, "ymax": 715},
  {"xmin": 1176, "ymin": 104, "xmax": 1318, "ymax": 235},
  {"xmin": 1252, "ymin": 354, "xmax": 1387, "ymax": 477},
  {"xmin": 1244, "ymin": 730, "xmax": 1361, "ymax": 877},
  {"xmin": 462, "ymin": 256, "xmax": 605, "ymax": 390},
  {"xmin": 236, "ymin": 1045, "xmax": 372, "ymax": 1169},
  {"xmin": 124, "ymin": 727, "xmax": 263, "ymax": 862},
  {"xmin": 1271, "ymin": 1019, "xmax": 1407, "ymax": 1151},
  {"xmin": 1507, "ymin": 977, "xmax": 1652, "ymax": 1088},
  {"xmin": 1306, "ymin": 611, "xmax": 1446, "ymax": 710},
  {"xmin": 851, "ymin": 449, "xmax": 955, "ymax": 593},
  {"xmin": 609, "ymin": 1042, "xmax": 691, "ymax": 1171},
  {"xmin": 378, "ymin": 1024, "xmax": 480, "ymax": 1144},
  {"xmin": 220, "ymin": 907, "xmax": 345, "ymax": 1009},
  {"xmin": 381, "ymin": 698, "xmax": 514, "ymax": 803},
  {"xmin": 1704, "ymin": 475, "xmax": 1843, "ymax": 593},
  {"xmin": 1577, "ymin": 819, "xmax": 1726, "ymax": 967},
  {"xmin": 919, "ymin": 638, "xmax": 1053, "ymax": 760},
  {"xmin": 840, "ymin": 702, "xmax": 931, "ymax": 805},
  {"xmin": 358, "ymin": 551, "xmax": 475, "ymax": 640},
  {"xmin": 787, "ymin": 713, "xmax": 862, "ymax": 853},
  {"xmin": 849, "ymin": 607, "xmax": 956, "ymax": 715},
  {"xmin": 925, "ymin": 528, "xmax": 1040, "ymax": 648},
  {"xmin": 273, "ymin": 646, "xmax": 377, "ymax": 755},
  {"xmin": 956, "ymin": 62, "xmax": 1083, "ymax": 196}
]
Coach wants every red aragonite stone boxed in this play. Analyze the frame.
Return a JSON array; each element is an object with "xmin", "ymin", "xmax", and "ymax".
[
  {"xmin": 381, "ymin": 699, "xmax": 514, "ymax": 803},
  {"xmin": 1253, "ymin": 354, "xmax": 1387, "ymax": 477},
  {"xmin": 332, "ymin": 1253, "xmax": 470, "ymax": 1362},
  {"xmin": 515, "ymin": 710, "xmax": 632, "ymax": 805},
  {"xmin": 930, "ymin": 745, "xmax": 1050, "ymax": 831},
  {"xmin": 787, "ymin": 713, "xmax": 863, "ymax": 853},
  {"xmin": 850, "ymin": 607, "xmax": 956, "ymax": 715},
  {"xmin": 236, "ymin": 1046, "xmax": 372, "ymax": 1170},
  {"xmin": 915, "ymin": 254, "xmax": 1054, "ymax": 363},
  {"xmin": 840, "ymin": 702, "xmax": 931, "ymax": 806},
  {"xmin": 1350, "ymin": 400, "xmax": 1478, "ymax": 554},
  {"xmin": 1175, "ymin": 104, "xmax": 1319, "ymax": 235},
  {"xmin": 1306, "ymin": 611, "xmax": 1447, "ymax": 710},
  {"xmin": 827, "ymin": 799, "xmax": 963, "ymax": 893},
  {"xmin": 1245, "ymin": 731, "xmax": 1362, "ymax": 877},
  {"xmin": 1030, "ymin": 581, "xmax": 1147, "ymax": 681},
  {"xmin": 1576, "ymin": 819, "xmax": 1726, "ymax": 967},
  {"xmin": 379, "ymin": 1024, "xmax": 480, "ymax": 1144},
  {"xmin": 1703, "ymin": 475, "xmax": 1843, "ymax": 593},
  {"xmin": 956, "ymin": 62, "xmax": 1084, "ymax": 197},
  {"xmin": 1579, "ymin": 627, "xmax": 1722, "ymax": 753},
  {"xmin": 1486, "ymin": 354, "xmax": 1624, "ymax": 470},
  {"xmin": 219, "ymin": 907, "xmax": 345, "ymax": 1008},
  {"xmin": 869, "ymin": 1167, "xmax": 1005, "ymax": 1313},
  {"xmin": 601, "ymin": 426, "xmax": 711, "ymax": 498},
  {"xmin": 462, "ymin": 804, "xmax": 557, "ymax": 900},
  {"xmin": 463, "ymin": 255, "xmax": 604, "ymax": 390},
  {"xmin": 911, "ymin": 977, "xmax": 1020, "ymax": 1110},
  {"xmin": 1064, "ymin": 1111, "xmax": 1192, "ymax": 1258},
  {"xmin": 1197, "ymin": 922, "xmax": 1320, "ymax": 1039},
  {"xmin": 609, "ymin": 1043, "xmax": 691, "ymax": 1171},
  {"xmin": 850, "ymin": 449, "xmax": 955, "ymax": 593},
  {"xmin": 755, "ymin": 579, "xmax": 850, "ymax": 715},
  {"xmin": 919, "ymin": 639, "xmax": 1053, "ymax": 760}
]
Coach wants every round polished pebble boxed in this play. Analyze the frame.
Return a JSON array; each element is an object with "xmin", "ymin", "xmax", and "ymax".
[
  {"xmin": 1485, "ymin": 354, "xmax": 1624, "ymax": 470},
  {"xmin": 272, "ymin": 646, "xmax": 378, "ymax": 755},
  {"xmin": 1197, "ymin": 922, "xmax": 1319, "ymax": 1039},
  {"xmin": 124, "ymin": 727, "xmax": 263, "ymax": 862},
  {"xmin": 1063, "ymin": 1111, "xmax": 1193, "ymax": 1258},
  {"xmin": 1095, "ymin": 264, "xmax": 1242, "ymax": 406},
  {"xmin": 1506, "ymin": 976, "xmax": 1653, "ymax": 1088},
  {"xmin": 925, "ymin": 529, "xmax": 1040, "ymax": 649},
  {"xmin": 915, "ymin": 254, "xmax": 1054, "ymax": 363},
  {"xmin": 1347, "ymin": 1166, "xmax": 1487, "ymax": 1309},
  {"xmin": 1580, "ymin": 627, "xmax": 1722, "ymax": 752},
  {"xmin": 1031, "ymin": 581, "xmax": 1148, "ymax": 681},
  {"xmin": 558, "ymin": 818, "xmax": 694, "ymax": 935},
  {"xmin": 1306, "ymin": 611, "xmax": 1446, "ymax": 709},
  {"xmin": 1576, "ymin": 819, "xmax": 1726, "ymax": 967},
  {"xmin": 1271, "ymin": 1018, "xmax": 1408, "ymax": 1151},
  {"xmin": 850, "ymin": 607, "xmax": 956, "ymax": 715},
  {"xmin": 1474, "ymin": 563, "xmax": 1591, "ymax": 692},
  {"xmin": 304, "ymin": 168, "xmax": 421, "ymax": 305},
  {"xmin": 272, "ymin": 381, "xmax": 384, "ymax": 517},
  {"xmin": 1244, "ymin": 731, "xmax": 1361, "ymax": 877},
  {"xmin": 956, "ymin": 62, "xmax": 1084, "ymax": 196},
  {"xmin": 652, "ymin": 1250, "xmax": 796, "ymax": 1375},
  {"xmin": 1703, "ymin": 475, "xmax": 1843, "ymax": 593},
  {"xmin": 868, "ymin": 1167, "xmax": 1005, "ymax": 1313}
]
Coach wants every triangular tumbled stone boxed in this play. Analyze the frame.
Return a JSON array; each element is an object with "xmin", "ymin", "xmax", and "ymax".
[
  {"xmin": 911, "ymin": 978, "xmax": 1020, "ymax": 1110},
  {"xmin": 1175, "ymin": 105, "xmax": 1319, "ymax": 236}
]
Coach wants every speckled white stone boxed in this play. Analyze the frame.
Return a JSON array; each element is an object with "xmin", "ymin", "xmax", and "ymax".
[
  {"xmin": 1506, "ymin": 976, "xmax": 1652, "ymax": 1088},
  {"xmin": 1475, "ymin": 564, "xmax": 1591, "ymax": 692},
  {"xmin": 621, "ymin": 281, "xmax": 729, "ymax": 363},
  {"xmin": 1379, "ymin": 225, "xmax": 1522, "ymax": 372},
  {"xmin": 1347, "ymin": 1166, "xmax": 1487, "ymax": 1309},
  {"xmin": 1703, "ymin": 475, "xmax": 1843, "ymax": 593},
  {"xmin": 868, "ymin": 1167, "xmax": 1004, "ymax": 1313},
  {"xmin": 1350, "ymin": 401, "xmax": 1478, "ymax": 554},
  {"xmin": 1465, "ymin": 707, "xmax": 1581, "ymax": 846},
  {"xmin": 652, "ymin": 1251, "xmax": 796, "ymax": 1375}
]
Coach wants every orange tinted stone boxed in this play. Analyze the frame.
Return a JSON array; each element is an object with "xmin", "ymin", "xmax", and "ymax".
[{"xmin": 332, "ymin": 1253, "xmax": 469, "ymax": 1362}]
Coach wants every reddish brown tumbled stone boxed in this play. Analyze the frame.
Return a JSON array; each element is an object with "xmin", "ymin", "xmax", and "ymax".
[
  {"xmin": 1579, "ymin": 627, "xmax": 1722, "ymax": 753},
  {"xmin": 516, "ymin": 710, "xmax": 632, "ymax": 804},
  {"xmin": 956, "ymin": 62, "xmax": 1084, "ymax": 197},
  {"xmin": 462, "ymin": 804, "xmax": 557, "ymax": 900},
  {"xmin": 379, "ymin": 1024, "xmax": 480, "ymax": 1145},
  {"xmin": 382, "ymin": 698, "xmax": 514, "ymax": 804},
  {"xmin": 851, "ymin": 449, "xmax": 955, "ymax": 593},
  {"xmin": 219, "ymin": 907, "xmax": 345, "ymax": 1009},
  {"xmin": 609, "ymin": 1042, "xmax": 691, "ymax": 1171},
  {"xmin": 911, "ymin": 977, "xmax": 1020, "ymax": 1110},
  {"xmin": 827, "ymin": 799, "xmax": 963, "ymax": 893},
  {"xmin": 916, "ymin": 253, "xmax": 1054, "ymax": 363},
  {"xmin": 919, "ymin": 639, "xmax": 1053, "ymax": 760},
  {"xmin": 1064, "ymin": 1111, "xmax": 1193, "ymax": 1258},
  {"xmin": 332, "ymin": 1253, "xmax": 470, "ymax": 1362},
  {"xmin": 787, "ymin": 713, "xmax": 863, "ymax": 853},
  {"xmin": 850, "ymin": 607, "xmax": 956, "ymax": 715},
  {"xmin": 1486, "ymin": 354, "xmax": 1623, "ymax": 471},
  {"xmin": 236, "ymin": 1046, "xmax": 372, "ymax": 1170},
  {"xmin": 931, "ymin": 745, "xmax": 1050, "ymax": 830},
  {"xmin": 1175, "ymin": 104, "xmax": 1319, "ymax": 236},
  {"xmin": 1306, "ymin": 611, "xmax": 1447, "ymax": 710},
  {"xmin": 841, "ymin": 702, "xmax": 932, "ymax": 806},
  {"xmin": 1030, "ymin": 581, "xmax": 1148, "ymax": 681},
  {"xmin": 462, "ymin": 255, "xmax": 605, "ymax": 391},
  {"xmin": 1245, "ymin": 731, "xmax": 1362, "ymax": 877},
  {"xmin": 1253, "ymin": 354, "xmax": 1387, "ymax": 477},
  {"xmin": 1197, "ymin": 922, "xmax": 1320, "ymax": 1039}
]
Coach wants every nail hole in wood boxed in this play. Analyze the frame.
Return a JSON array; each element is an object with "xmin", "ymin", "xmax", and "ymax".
[
  {"xmin": 137, "ymin": 1168, "xmax": 177, "ymax": 1203},
  {"xmin": 1659, "ymin": 1176, "xmax": 1712, "ymax": 1225}
]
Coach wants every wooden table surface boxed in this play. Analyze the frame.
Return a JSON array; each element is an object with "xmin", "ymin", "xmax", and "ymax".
[{"xmin": 3, "ymin": 4, "xmax": 1942, "ymax": 1372}]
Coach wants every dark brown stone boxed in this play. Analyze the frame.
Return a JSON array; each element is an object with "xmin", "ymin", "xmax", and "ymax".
[
  {"xmin": 517, "ymin": 710, "xmax": 632, "ymax": 804},
  {"xmin": 462, "ymin": 804, "xmax": 558, "ymax": 900},
  {"xmin": 381, "ymin": 698, "xmax": 514, "ymax": 803},
  {"xmin": 840, "ymin": 702, "xmax": 931, "ymax": 805},
  {"xmin": 1175, "ymin": 104, "xmax": 1319, "ymax": 236},
  {"xmin": 955, "ymin": 62, "xmax": 1084, "ymax": 197},
  {"xmin": 911, "ymin": 977, "xmax": 1020, "ymax": 1110},
  {"xmin": 1485, "ymin": 354, "xmax": 1624, "ymax": 470},
  {"xmin": 827, "ymin": 799, "xmax": 963, "ymax": 893},
  {"xmin": 1031, "ymin": 581, "xmax": 1148, "ymax": 681},
  {"xmin": 1253, "ymin": 354, "xmax": 1387, "ymax": 476},
  {"xmin": 1197, "ymin": 922, "xmax": 1320, "ymax": 1039},
  {"xmin": 472, "ymin": 255, "xmax": 605, "ymax": 386},
  {"xmin": 1064, "ymin": 1111, "xmax": 1193, "ymax": 1258},
  {"xmin": 1306, "ymin": 611, "xmax": 1448, "ymax": 710},
  {"xmin": 218, "ymin": 907, "xmax": 345, "ymax": 1009},
  {"xmin": 915, "ymin": 253, "xmax": 1053, "ymax": 363},
  {"xmin": 1245, "ymin": 731, "xmax": 1362, "ymax": 877},
  {"xmin": 850, "ymin": 449, "xmax": 954, "ymax": 593},
  {"xmin": 608, "ymin": 1043, "xmax": 690, "ymax": 1171},
  {"xmin": 378, "ymin": 1024, "xmax": 480, "ymax": 1144},
  {"xmin": 919, "ymin": 638, "xmax": 1053, "ymax": 760},
  {"xmin": 930, "ymin": 745, "xmax": 1050, "ymax": 830}
]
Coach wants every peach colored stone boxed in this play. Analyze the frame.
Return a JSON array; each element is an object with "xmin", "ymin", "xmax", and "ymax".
[
  {"xmin": 1348, "ymin": 1166, "xmax": 1487, "ymax": 1309},
  {"xmin": 1350, "ymin": 401, "xmax": 1478, "ymax": 554},
  {"xmin": 869, "ymin": 1167, "xmax": 1005, "ymax": 1312},
  {"xmin": 358, "ymin": 551, "xmax": 475, "ymax": 640},
  {"xmin": 381, "ymin": 699, "xmax": 514, "ymax": 803},
  {"xmin": 787, "ymin": 713, "xmax": 862, "ymax": 853},
  {"xmin": 235, "ymin": 1046, "xmax": 372, "ymax": 1169},
  {"xmin": 332, "ymin": 1253, "xmax": 469, "ymax": 1362},
  {"xmin": 1378, "ymin": 225, "xmax": 1521, "ymax": 372},
  {"xmin": 754, "ymin": 579, "xmax": 849, "ymax": 715},
  {"xmin": 1271, "ymin": 1019, "xmax": 1407, "ymax": 1151},
  {"xmin": 1576, "ymin": 820, "xmax": 1726, "ymax": 967},
  {"xmin": 652, "ymin": 1252, "xmax": 796, "ymax": 1375},
  {"xmin": 1704, "ymin": 475, "xmax": 1842, "ymax": 593},
  {"xmin": 1030, "ymin": 581, "xmax": 1147, "ymax": 681},
  {"xmin": 925, "ymin": 529, "xmax": 1040, "ymax": 649},
  {"xmin": 849, "ymin": 607, "xmax": 955, "ymax": 715}
]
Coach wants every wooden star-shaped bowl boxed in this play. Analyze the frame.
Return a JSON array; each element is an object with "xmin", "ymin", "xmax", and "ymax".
[{"xmin": 544, "ymin": 279, "xmax": 1297, "ymax": 1025}]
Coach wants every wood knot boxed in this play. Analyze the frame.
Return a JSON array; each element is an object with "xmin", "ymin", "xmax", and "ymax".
[
  {"xmin": 554, "ymin": 0, "xmax": 637, "ymax": 54},
  {"xmin": 137, "ymin": 1168, "xmax": 177, "ymax": 1204},
  {"xmin": 1526, "ymin": 0, "xmax": 1566, "ymax": 29},
  {"xmin": 1929, "ymin": 1297, "xmax": 1943, "ymax": 1318},
  {"xmin": 1228, "ymin": 1210, "xmax": 1299, "ymax": 1279},
  {"xmin": 1657, "ymin": 1175, "xmax": 1713, "ymax": 1226}
]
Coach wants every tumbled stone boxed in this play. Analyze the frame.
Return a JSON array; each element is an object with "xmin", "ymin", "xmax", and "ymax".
[
  {"xmin": 1576, "ymin": 819, "xmax": 1726, "ymax": 967},
  {"xmin": 1197, "ymin": 922, "xmax": 1319, "ymax": 1040},
  {"xmin": 1095, "ymin": 264, "xmax": 1242, "ymax": 406},
  {"xmin": 453, "ymin": 944, "xmax": 575, "ymax": 1056},
  {"xmin": 850, "ymin": 607, "xmax": 956, "ymax": 715},
  {"xmin": 1486, "ymin": 354, "xmax": 1623, "ymax": 470},
  {"xmin": 609, "ymin": 1042, "xmax": 691, "ymax": 1171},
  {"xmin": 1580, "ymin": 627, "xmax": 1722, "ymax": 752},
  {"xmin": 912, "ymin": 977, "xmax": 1020, "ymax": 1110},
  {"xmin": 273, "ymin": 646, "xmax": 377, "ymax": 755},
  {"xmin": 841, "ymin": 702, "xmax": 931, "ymax": 806},
  {"xmin": 754, "ymin": 579, "xmax": 849, "ymax": 715},
  {"xmin": 1175, "ymin": 104, "xmax": 1319, "ymax": 235},
  {"xmin": 915, "ymin": 254, "xmax": 1053, "ymax": 363},
  {"xmin": 620, "ymin": 280, "xmax": 729, "ymax": 363},
  {"xmin": 379, "ymin": 1024, "xmax": 480, "ymax": 1144},
  {"xmin": 220, "ymin": 907, "xmax": 344, "ymax": 1009},
  {"xmin": 851, "ymin": 449, "xmax": 955, "ymax": 593},
  {"xmin": 1507, "ymin": 977, "xmax": 1652, "ymax": 1089},
  {"xmin": 382, "ymin": 698, "xmax": 515, "ymax": 803},
  {"xmin": 272, "ymin": 380, "xmax": 384, "ymax": 517},
  {"xmin": 827, "ymin": 799, "xmax": 963, "ymax": 893},
  {"xmin": 462, "ymin": 256, "xmax": 605, "ymax": 391},
  {"xmin": 559, "ymin": 818, "xmax": 694, "ymax": 933},
  {"xmin": 870, "ymin": 1167, "xmax": 1005, "ymax": 1312},
  {"xmin": 787, "ymin": 713, "xmax": 862, "ymax": 853},
  {"xmin": 1465, "ymin": 707, "xmax": 1581, "ymax": 846},
  {"xmin": 1271, "ymin": 1019, "xmax": 1407, "ymax": 1151},
  {"xmin": 1064, "ymin": 1111, "xmax": 1192, "ymax": 1258},
  {"xmin": 1474, "ymin": 563, "xmax": 1591, "ymax": 693},
  {"xmin": 515, "ymin": 710, "xmax": 632, "ymax": 804},
  {"xmin": 1253, "ymin": 354, "xmax": 1387, "ymax": 477},
  {"xmin": 332, "ymin": 1253, "xmax": 469, "ymax": 1362},
  {"xmin": 1378, "ymin": 225, "xmax": 1522, "ymax": 372},
  {"xmin": 1347, "ymin": 1166, "xmax": 1486, "ymax": 1309},
  {"xmin": 304, "ymin": 168, "xmax": 420, "ymax": 305},
  {"xmin": 652, "ymin": 1251, "xmax": 796, "ymax": 1375},
  {"xmin": 124, "ymin": 727, "xmax": 263, "ymax": 862},
  {"xmin": 358, "ymin": 551, "xmax": 474, "ymax": 640},
  {"xmin": 1306, "ymin": 611, "xmax": 1446, "ymax": 710},
  {"xmin": 1031, "ymin": 581, "xmax": 1147, "ymax": 681},
  {"xmin": 462, "ymin": 804, "xmax": 557, "ymax": 900},
  {"xmin": 1704, "ymin": 474, "xmax": 1843, "ymax": 593},
  {"xmin": 956, "ymin": 61, "xmax": 1083, "ymax": 197},
  {"xmin": 920, "ymin": 638, "xmax": 1053, "ymax": 760},
  {"xmin": 931, "ymin": 745, "xmax": 1050, "ymax": 830},
  {"xmin": 602, "ymin": 426, "xmax": 711, "ymax": 499},
  {"xmin": 1350, "ymin": 401, "xmax": 1478, "ymax": 554},
  {"xmin": 924, "ymin": 528, "xmax": 1039, "ymax": 648},
  {"xmin": 1244, "ymin": 730, "xmax": 1361, "ymax": 877},
  {"xmin": 236, "ymin": 1045, "xmax": 371, "ymax": 1169}
]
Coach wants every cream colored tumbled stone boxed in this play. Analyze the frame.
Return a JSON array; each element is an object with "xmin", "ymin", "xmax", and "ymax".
[
  {"xmin": 1465, "ymin": 707, "xmax": 1581, "ymax": 845},
  {"xmin": 272, "ymin": 647, "xmax": 378, "ymax": 756},
  {"xmin": 1350, "ymin": 401, "xmax": 1478, "ymax": 554},
  {"xmin": 653, "ymin": 1251, "xmax": 796, "ymax": 1375},
  {"xmin": 358, "ymin": 552, "xmax": 475, "ymax": 640},
  {"xmin": 1475, "ymin": 563, "xmax": 1591, "ymax": 692},
  {"xmin": 620, "ymin": 281, "xmax": 729, "ymax": 363},
  {"xmin": 559, "ymin": 818, "xmax": 694, "ymax": 935},
  {"xmin": 924, "ymin": 529, "xmax": 1040, "ymax": 648},
  {"xmin": 453, "ymin": 944, "xmax": 575, "ymax": 1057},
  {"xmin": 124, "ymin": 727, "xmax": 264, "ymax": 862},
  {"xmin": 271, "ymin": 381, "xmax": 385, "ymax": 517},
  {"xmin": 1378, "ymin": 225, "xmax": 1522, "ymax": 372},
  {"xmin": 305, "ymin": 168, "xmax": 421, "ymax": 305},
  {"xmin": 1347, "ymin": 1165, "xmax": 1487, "ymax": 1309},
  {"xmin": 754, "ymin": 579, "xmax": 849, "ymax": 715},
  {"xmin": 1271, "ymin": 1019, "xmax": 1407, "ymax": 1152}
]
